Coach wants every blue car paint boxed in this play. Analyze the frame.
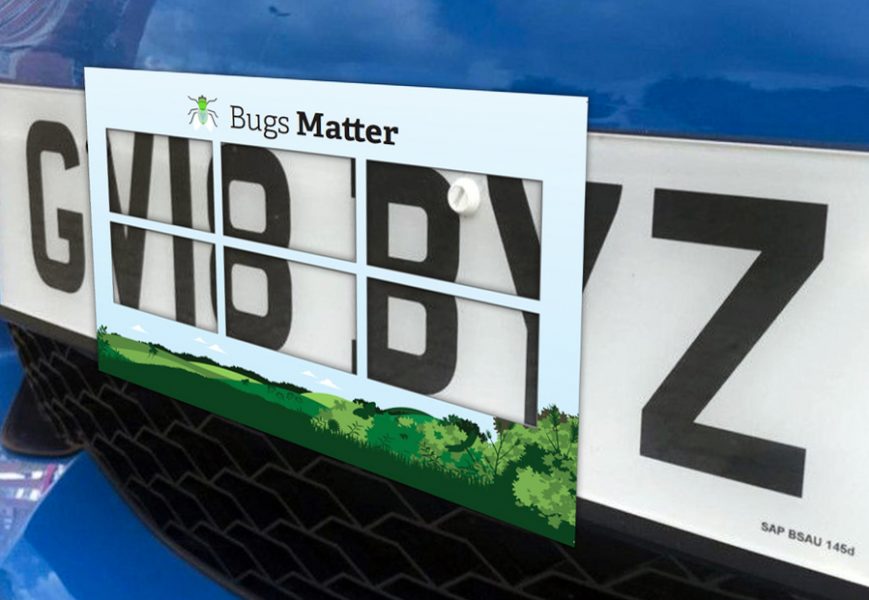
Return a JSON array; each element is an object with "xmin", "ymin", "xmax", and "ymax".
[
  {"xmin": 0, "ymin": 325, "xmax": 22, "ymax": 419},
  {"xmin": 0, "ymin": 322, "xmax": 236, "ymax": 599},
  {"xmin": 0, "ymin": 456, "xmax": 236, "ymax": 600},
  {"xmin": 1, "ymin": 0, "xmax": 868, "ymax": 149}
]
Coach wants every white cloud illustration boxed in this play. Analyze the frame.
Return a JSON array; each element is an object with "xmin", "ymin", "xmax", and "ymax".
[
  {"xmin": 302, "ymin": 370, "xmax": 317, "ymax": 378},
  {"xmin": 208, "ymin": 344, "xmax": 225, "ymax": 354},
  {"xmin": 131, "ymin": 324, "xmax": 147, "ymax": 333},
  {"xmin": 318, "ymin": 378, "xmax": 339, "ymax": 390},
  {"xmin": 194, "ymin": 337, "xmax": 207, "ymax": 344}
]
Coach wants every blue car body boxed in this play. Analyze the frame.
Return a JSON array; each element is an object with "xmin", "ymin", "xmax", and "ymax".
[
  {"xmin": 0, "ymin": 299, "xmax": 234, "ymax": 597},
  {"xmin": 3, "ymin": 0, "xmax": 869, "ymax": 149}
]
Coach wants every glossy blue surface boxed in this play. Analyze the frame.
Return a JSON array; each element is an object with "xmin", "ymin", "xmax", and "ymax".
[
  {"xmin": 0, "ymin": 325, "xmax": 234, "ymax": 599},
  {"xmin": 0, "ymin": 324, "xmax": 21, "ymax": 416},
  {"xmin": 0, "ymin": 456, "xmax": 235, "ymax": 600},
  {"xmin": 1, "ymin": 1, "xmax": 868, "ymax": 149}
]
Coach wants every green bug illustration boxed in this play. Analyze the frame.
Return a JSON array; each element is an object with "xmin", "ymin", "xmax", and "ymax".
[{"xmin": 188, "ymin": 95, "xmax": 218, "ymax": 130}]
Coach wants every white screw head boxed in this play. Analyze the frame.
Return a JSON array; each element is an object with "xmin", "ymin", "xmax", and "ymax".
[{"xmin": 447, "ymin": 177, "xmax": 482, "ymax": 215}]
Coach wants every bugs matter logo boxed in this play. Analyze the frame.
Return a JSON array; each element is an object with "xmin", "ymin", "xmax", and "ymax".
[{"xmin": 187, "ymin": 95, "xmax": 218, "ymax": 130}]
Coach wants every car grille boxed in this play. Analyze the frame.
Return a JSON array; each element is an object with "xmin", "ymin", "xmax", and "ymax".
[{"xmin": 9, "ymin": 324, "xmax": 820, "ymax": 600}]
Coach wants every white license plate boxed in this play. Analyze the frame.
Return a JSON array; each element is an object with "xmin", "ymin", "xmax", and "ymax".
[{"xmin": 2, "ymin": 81, "xmax": 868, "ymax": 587}]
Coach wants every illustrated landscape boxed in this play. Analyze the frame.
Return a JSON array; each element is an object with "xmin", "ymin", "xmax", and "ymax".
[{"xmin": 98, "ymin": 327, "xmax": 578, "ymax": 544}]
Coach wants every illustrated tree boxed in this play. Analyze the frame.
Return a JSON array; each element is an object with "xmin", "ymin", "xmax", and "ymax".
[
  {"xmin": 479, "ymin": 427, "xmax": 526, "ymax": 479},
  {"xmin": 417, "ymin": 417, "xmax": 486, "ymax": 479},
  {"xmin": 513, "ymin": 460, "xmax": 577, "ymax": 528},
  {"xmin": 147, "ymin": 342, "xmax": 159, "ymax": 359},
  {"xmin": 312, "ymin": 402, "xmax": 373, "ymax": 442},
  {"xmin": 367, "ymin": 413, "xmax": 423, "ymax": 456},
  {"xmin": 352, "ymin": 399, "xmax": 380, "ymax": 419},
  {"xmin": 97, "ymin": 325, "xmax": 109, "ymax": 355},
  {"xmin": 443, "ymin": 415, "xmax": 483, "ymax": 452},
  {"xmin": 510, "ymin": 404, "xmax": 579, "ymax": 528}
]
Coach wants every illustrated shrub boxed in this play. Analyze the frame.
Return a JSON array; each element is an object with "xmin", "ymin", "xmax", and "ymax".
[
  {"xmin": 513, "ymin": 462, "xmax": 576, "ymax": 528},
  {"xmin": 313, "ymin": 401, "xmax": 373, "ymax": 442}
]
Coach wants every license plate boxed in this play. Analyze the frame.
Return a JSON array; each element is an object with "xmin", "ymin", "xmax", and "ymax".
[{"xmin": 2, "ymin": 80, "xmax": 867, "ymax": 588}]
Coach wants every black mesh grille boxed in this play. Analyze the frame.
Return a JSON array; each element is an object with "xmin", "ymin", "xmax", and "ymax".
[{"xmin": 10, "ymin": 324, "xmax": 825, "ymax": 600}]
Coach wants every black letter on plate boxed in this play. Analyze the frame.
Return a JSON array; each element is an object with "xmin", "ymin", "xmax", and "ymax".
[
  {"xmin": 108, "ymin": 132, "xmax": 154, "ymax": 308},
  {"xmin": 224, "ymin": 248, "xmax": 292, "ymax": 350},
  {"xmin": 583, "ymin": 182, "xmax": 622, "ymax": 289},
  {"xmin": 221, "ymin": 144, "xmax": 292, "ymax": 348},
  {"xmin": 368, "ymin": 280, "xmax": 458, "ymax": 395},
  {"xmin": 487, "ymin": 175, "xmax": 542, "ymax": 423},
  {"xmin": 641, "ymin": 189, "xmax": 826, "ymax": 496},
  {"xmin": 26, "ymin": 121, "xmax": 85, "ymax": 293},
  {"xmin": 168, "ymin": 136, "xmax": 198, "ymax": 325},
  {"xmin": 367, "ymin": 162, "xmax": 458, "ymax": 281},
  {"xmin": 367, "ymin": 162, "xmax": 460, "ymax": 395},
  {"xmin": 222, "ymin": 143, "xmax": 291, "ymax": 247}
]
